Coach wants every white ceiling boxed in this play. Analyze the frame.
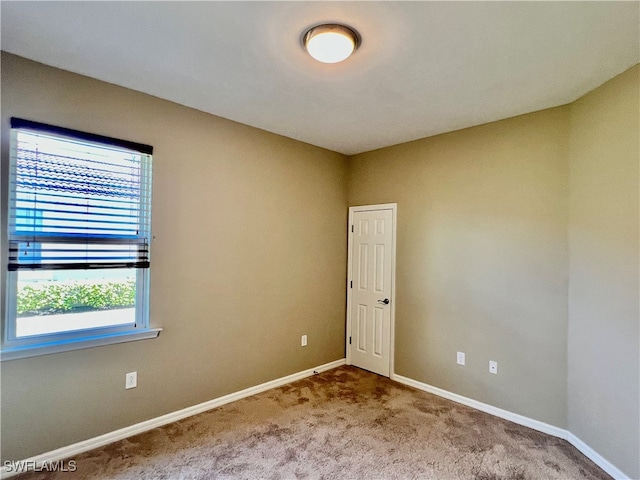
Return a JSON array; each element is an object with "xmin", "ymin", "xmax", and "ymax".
[{"xmin": 2, "ymin": 1, "xmax": 639, "ymax": 155}]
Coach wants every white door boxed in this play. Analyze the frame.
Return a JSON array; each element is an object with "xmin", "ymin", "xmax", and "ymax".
[{"xmin": 347, "ymin": 206, "xmax": 395, "ymax": 377}]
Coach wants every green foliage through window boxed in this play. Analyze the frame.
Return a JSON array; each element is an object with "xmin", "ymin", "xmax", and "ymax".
[{"xmin": 17, "ymin": 281, "xmax": 136, "ymax": 316}]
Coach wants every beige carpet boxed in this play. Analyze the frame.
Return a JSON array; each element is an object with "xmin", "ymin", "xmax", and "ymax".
[{"xmin": 16, "ymin": 366, "xmax": 611, "ymax": 479}]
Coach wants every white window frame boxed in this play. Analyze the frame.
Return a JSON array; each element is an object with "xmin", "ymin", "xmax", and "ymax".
[{"xmin": 1, "ymin": 120, "xmax": 161, "ymax": 361}]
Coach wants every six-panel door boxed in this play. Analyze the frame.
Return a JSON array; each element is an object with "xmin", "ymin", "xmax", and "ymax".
[{"xmin": 349, "ymin": 209, "xmax": 393, "ymax": 376}]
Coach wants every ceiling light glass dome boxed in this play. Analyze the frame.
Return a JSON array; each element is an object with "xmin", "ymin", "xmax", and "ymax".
[{"xmin": 303, "ymin": 24, "xmax": 360, "ymax": 64}]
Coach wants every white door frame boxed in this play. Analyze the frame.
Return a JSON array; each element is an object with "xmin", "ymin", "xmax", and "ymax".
[{"xmin": 346, "ymin": 203, "xmax": 397, "ymax": 377}]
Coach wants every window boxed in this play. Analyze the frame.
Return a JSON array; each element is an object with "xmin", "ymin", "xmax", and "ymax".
[{"xmin": 2, "ymin": 118, "xmax": 160, "ymax": 361}]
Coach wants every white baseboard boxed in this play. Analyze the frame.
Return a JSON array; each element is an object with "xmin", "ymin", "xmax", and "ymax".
[
  {"xmin": 391, "ymin": 373, "xmax": 630, "ymax": 480},
  {"xmin": 391, "ymin": 373, "xmax": 567, "ymax": 438},
  {"xmin": 0, "ymin": 358, "xmax": 346, "ymax": 479},
  {"xmin": 2, "ymin": 361, "xmax": 629, "ymax": 480},
  {"xmin": 566, "ymin": 432, "xmax": 630, "ymax": 480}
]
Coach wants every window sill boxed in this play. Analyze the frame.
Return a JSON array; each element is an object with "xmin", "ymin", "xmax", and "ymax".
[{"xmin": 0, "ymin": 328, "xmax": 162, "ymax": 362}]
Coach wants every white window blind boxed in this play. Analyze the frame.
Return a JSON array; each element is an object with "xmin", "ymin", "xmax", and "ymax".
[{"xmin": 8, "ymin": 118, "xmax": 153, "ymax": 271}]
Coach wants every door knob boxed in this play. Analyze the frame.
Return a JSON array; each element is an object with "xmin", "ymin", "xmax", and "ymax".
[{"xmin": 378, "ymin": 298, "xmax": 390, "ymax": 305}]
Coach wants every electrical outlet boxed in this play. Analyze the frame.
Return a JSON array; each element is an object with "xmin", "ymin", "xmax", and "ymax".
[
  {"xmin": 301, "ymin": 335, "xmax": 307, "ymax": 347},
  {"xmin": 456, "ymin": 351, "xmax": 465, "ymax": 366},
  {"xmin": 125, "ymin": 372, "xmax": 137, "ymax": 389},
  {"xmin": 489, "ymin": 361, "xmax": 498, "ymax": 374}
]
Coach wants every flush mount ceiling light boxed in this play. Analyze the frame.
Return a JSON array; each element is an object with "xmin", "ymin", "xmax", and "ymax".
[{"xmin": 303, "ymin": 24, "xmax": 360, "ymax": 64}]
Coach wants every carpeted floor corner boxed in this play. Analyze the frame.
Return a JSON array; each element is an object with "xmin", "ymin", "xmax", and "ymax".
[{"xmin": 15, "ymin": 366, "xmax": 611, "ymax": 479}]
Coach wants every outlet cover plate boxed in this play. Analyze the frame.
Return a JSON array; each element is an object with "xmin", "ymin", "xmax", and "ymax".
[
  {"xmin": 301, "ymin": 335, "xmax": 307, "ymax": 347},
  {"xmin": 126, "ymin": 371, "xmax": 137, "ymax": 389},
  {"xmin": 456, "ymin": 351, "xmax": 465, "ymax": 366},
  {"xmin": 489, "ymin": 361, "xmax": 498, "ymax": 374}
]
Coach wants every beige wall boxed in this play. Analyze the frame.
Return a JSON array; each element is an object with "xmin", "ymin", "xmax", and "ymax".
[
  {"xmin": 349, "ymin": 107, "xmax": 571, "ymax": 427},
  {"xmin": 348, "ymin": 64, "xmax": 639, "ymax": 476},
  {"xmin": 567, "ymin": 65, "xmax": 640, "ymax": 478},
  {"xmin": 0, "ymin": 53, "xmax": 348, "ymax": 460},
  {"xmin": 2, "ymin": 52, "xmax": 638, "ymax": 477}
]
